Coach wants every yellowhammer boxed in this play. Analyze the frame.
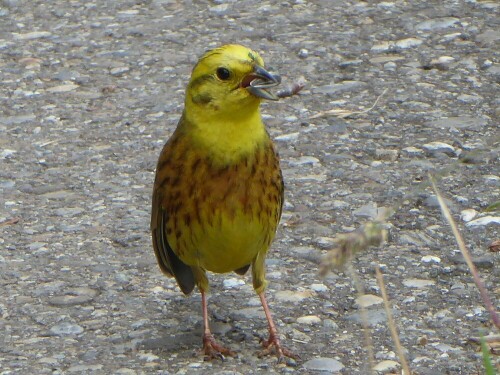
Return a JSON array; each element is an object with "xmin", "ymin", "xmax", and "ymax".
[{"xmin": 151, "ymin": 44, "xmax": 295, "ymax": 360}]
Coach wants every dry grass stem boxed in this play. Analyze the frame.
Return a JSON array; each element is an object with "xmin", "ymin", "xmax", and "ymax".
[
  {"xmin": 430, "ymin": 175, "xmax": 500, "ymax": 329},
  {"xmin": 310, "ymin": 88, "xmax": 388, "ymax": 119},
  {"xmin": 375, "ymin": 266, "xmax": 411, "ymax": 375},
  {"xmin": 347, "ymin": 263, "xmax": 376, "ymax": 375}
]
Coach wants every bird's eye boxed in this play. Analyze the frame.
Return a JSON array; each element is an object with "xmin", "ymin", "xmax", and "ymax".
[{"xmin": 216, "ymin": 67, "xmax": 231, "ymax": 80}]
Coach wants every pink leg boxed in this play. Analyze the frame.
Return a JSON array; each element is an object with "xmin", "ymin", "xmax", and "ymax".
[
  {"xmin": 201, "ymin": 290, "xmax": 235, "ymax": 360},
  {"xmin": 258, "ymin": 292, "xmax": 298, "ymax": 361}
]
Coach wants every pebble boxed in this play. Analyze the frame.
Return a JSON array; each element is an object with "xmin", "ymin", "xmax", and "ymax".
[
  {"xmin": 422, "ymin": 141, "xmax": 456, "ymax": 156},
  {"xmin": 465, "ymin": 216, "xmax": 500, "ymax": 227},
  {"xmin": 415, "ymin": 17, "xmax": 459, "ymax": 31},
  {"xmin": 311, "ymin": 283, "xmax": 328, "ymax": 292},
  {"xmin": 67, "ymin": 364, "xmax": 103, "ymax": 372},
  {"xmin": 313, "ymin": 81, "xmax": 368, "ymax": 95},
  {"xmin": 110, "ymin": 66, "xmax": 130, "ymax": 76},
  {"xmin": 346, "ymin": 308, "xmax": 388, "ymax": 326},
  {"xmin": 13, "ymin": 31, "xmax": 52, "ymax": 40},
  {"xmin": 274, "ymin": 290, "xmax": 314, "ymax": 303},
  {"xmin": 375, "ymin": 149, "xmax": 399, "ymax": 161},
  {"xmin": 222, "ymin": 277, "xmax": 245, "ymax": 289},
  {"xmin": 355, "ymin": 294, "xmax": 383, "ymax": 308},
  {"xmin": 314, "ymin": 236, "xmax": 335, "ymax": 249},
  {"xmin": 401, "ymin": 146, "xmax": 424, "ymax": 156},
  {"xmin": 460, "ymin": 209, "xmax": 478, "ymax": 222},
  {"xmin": 373, "ymin": 360, "xmax": 400, "ymax": 372},
  {"xmin": 275, "ymin": 132, "xmax": 300, "ymax": 142},
  {"xmin": 46, "ymin": 83, "xmax": 79, "ymax": 93},
  {"xmin": 49, "ymin": 287, "xmax": 99, "ymax": 306},
  {"xmin": 421, "ymin": 255, "xmax": 441, "ymax": 264},
  {"xmin": 430, "ymin": 116, "xmax": 488, "ymax": 130},
  {"xmin": 371, "ymin": 37, "xmax": 423, "ymax": 52},
  {"xmin": 296, "ymin": 315, "xmax": 321, "ymax": 325},
  {"xmin": 352, "ymin": 203, "xmax": 379, "ymax": 219},
  {"xmin": 49, "ymin": 322, "xmax": 84, "ymax": 336},
  {"xmin": 298, "ymin": 48, "xmax": 308, "ymax": 58},
  {"xmin": 303, "ymin": 357, "xmax": 344, "ymax": 372},
  {"xmin": 288, "ymin": 156, "xmax": 320, "ymax": 166},
  {"xmin": 403, "ymin": 279, "xmax": 435, "ymax": 288}
]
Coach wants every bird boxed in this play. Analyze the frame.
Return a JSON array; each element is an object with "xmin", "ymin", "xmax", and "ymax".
[{"xmin": 151, "ymin": 44, "xmax": 295, "ymax": 361}]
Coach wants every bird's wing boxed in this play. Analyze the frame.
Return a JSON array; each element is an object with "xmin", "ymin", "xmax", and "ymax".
[{"xmin": 151, "ymin": 134, "xmax": 195, "ymax": 295}]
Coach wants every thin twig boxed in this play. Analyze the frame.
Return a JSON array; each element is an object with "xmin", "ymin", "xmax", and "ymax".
[
  {"xmin": 0, "ymin": 217, "xmax": 20, "ymax": 227},
  {"xmin": 310, "ymin": 88, "xmax": 388, "ymax": 119},
  {"xmin": 430, "ymin": 174, "xmax": 500, "ymax": 329},
  {"xmin": 375, "ymin": 266, "xmax": 411, "ymax": 375}
]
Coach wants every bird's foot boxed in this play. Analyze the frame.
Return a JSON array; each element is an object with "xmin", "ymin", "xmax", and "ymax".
[
  {"xmin": 258, "ymin": 332, "xmax": 299, "ymax": 363},
  {"xmin": 202, "ymin": 333, "xmax": 236, "ymax": 361}
]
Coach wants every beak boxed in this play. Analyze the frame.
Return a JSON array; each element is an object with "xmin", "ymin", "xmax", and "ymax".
[{"xmin": 242, "ymin": 65, "xmax": 281, "ymax": 101}]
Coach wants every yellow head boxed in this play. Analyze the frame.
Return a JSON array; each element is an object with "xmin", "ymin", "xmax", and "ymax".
[{"xmin": 184, "ymin": 44, "xmax": 280, "ymax": 122}]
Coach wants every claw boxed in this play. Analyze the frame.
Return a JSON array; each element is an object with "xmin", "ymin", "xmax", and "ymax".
[
  {"xmin": 258, "ymin": 332, "xmax": 299, "ymax": 362},
  {"xmin": 202, "ymin": 333, "xmax": 236, "ymax": 361}
]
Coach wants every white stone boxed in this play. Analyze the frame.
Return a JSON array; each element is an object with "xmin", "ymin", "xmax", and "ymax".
[
  {"xmin": 47, "ymin": 83, "xmax": 79, "ymax": 93},
  {"xmin": 460, "ymin": 209, "xmax": 478, "ymax": 222},
  {"xmin": 297, "ymin": 315, "xmax": 321, "ymax": 325},
  {"xmin": 373, "ymin": 360, "xmax": 400, "ymax": 372},
  {"xmin": 466, "ymin": 216, "xmax": 500, "ymax": 227},
  {"xmin": 355, "ymin": 294, "xmax": 383, "ymax": 308},
  {"xmin": 421, "ymin": 255, "xmax": 441, "ymax": 263},
  {"xmin": 311, "ymin": 283, "xmax": 328, "ymax": 292},
  {"xmin": 403, "ymin": 279, "xmax": 435, "ymax": 288}
]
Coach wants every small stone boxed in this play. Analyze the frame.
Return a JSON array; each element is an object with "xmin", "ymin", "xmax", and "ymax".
[
  {"xmin": 297, "ymin": 315, "xmax": 321, "ymax": 325},
  {"xmin": 371, "ymin": 37, "xmax": 423, "ymax": 52},
  {"xmin": 375, "ymin": 149, "xmax": 399, "ymax": 161},
  {"xmin": 49, "ymin": 322, "xmax": 84, "ymax": 336},
  {"xmin": 275, "ymin": 132, "xmax": 300, "ymax": 142},
  {"xmin": 311, "ymin": 283, "xmax": 328, "ymax": 292},
  {"xmin": 373, "ymin": 360, "xmax": 400, "ymax": 372},
  {"xmin": 138, "ymin": 352, "xmax": 160, "ymax": 362},
  {"xmin": 314, "ymin": 236, "xmax": 335, "ymax": 249},
  {"xmin": 401, "ymin": 146, "xmax": 424, "ymax": 156},
  {"xmin": 415, "ymin": 17, "xmax": 459, "ymax": 31},
  {"xmin": 68, "ymin": 365, "xmax": 103, "ymax": 372},
  {"xmin": 298, "ymin": 48, "xmax": 308, "ymax": 58},
  {"xmin": 275, "ymin": 290, "xmax": 314, "ymax": 303},
  {"xmin": 47, "ymin": 83, "xmax": 79, "ymax": 93},
  {"xmin": 383, "ymin": 61, "xmax": 397, "ymax": 71},
  {"xmin": 402, "ymin": 279, "xmax": 435, "ymax": 288},
  {"xmin": 346, "ymin": 308, "xmax": 388, "ymax": 326},
  {"xmin": 466, "ymin": 216, "xmax": 500, "ymax": 227},
  {"xmin": 352, "ymin": 203, "xmax": 379, "ymax": 219},
  {"xmin": 288, "ymin": 156, "xmax": 320, "ymax": 166},
  {"xmin": 13, "ymin": 31, "xmax": 52, "ymax": 40},
  {"xmin": 421, "ymin": 255, "xmax": 441, "ymax": 264},
  {"xmin": 110, "ymin": 66, "xmax": 130, "ymax": 76},
  {"xmin": 460, "ymin": 209, "xmax": 478, "ymax": 222},
  {"xmin": 49, "ymin": 287, "xmax": 99, "ymax": 306},
  {"xmin": 303, "ymin": 357, "xmax": 344, "ymax": 372},
  {"xmin": 355, "ymin": 294, "xmax": 383, "ymax": 308},
  {"xmin": 209, "ymin": 3, "xmax": 229, "ymax": 13},
  {"xmin": 313, "ymin": 81, "xmax": 368, "ymax": 95},
  {"xmin": 223, "ymin": 277, "xmax": 245, "ymax": 289},
  {"xmin": 422, "ymin": 141, "xmax": 455, "ymax": 156}
]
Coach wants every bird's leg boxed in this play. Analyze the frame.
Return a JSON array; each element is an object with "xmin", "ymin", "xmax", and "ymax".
[
  {"xmin": 258, "ymin": 291, "xmax": 298, "ymax": 361},
  {"xmin": 201, "ymin": 289, "xmax": 235, "ymax": 360}
]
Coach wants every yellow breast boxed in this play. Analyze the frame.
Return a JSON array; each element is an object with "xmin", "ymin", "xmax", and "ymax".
[{"xmin": 156, "ymin": 129, "xmax": 283, "ymax": 274}]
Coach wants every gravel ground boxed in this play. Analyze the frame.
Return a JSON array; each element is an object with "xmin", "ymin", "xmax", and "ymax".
[{"xmin": 1, "ymin": 0, "xmax": 499, "ymax": 374}]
